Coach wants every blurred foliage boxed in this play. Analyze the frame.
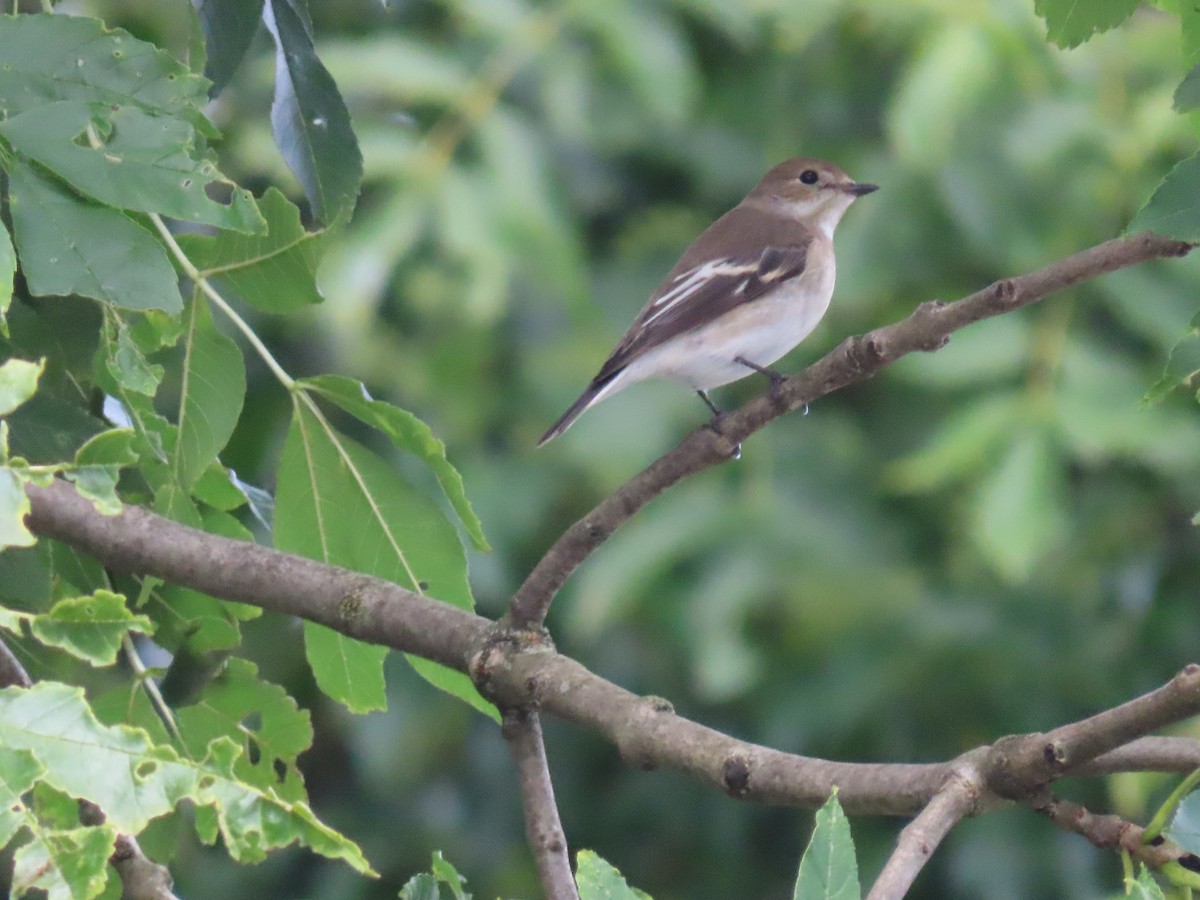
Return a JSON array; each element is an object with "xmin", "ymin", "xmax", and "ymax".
[{"xmin": 5, "ymin": 0, "xmax": 1200, "ymax": 897}]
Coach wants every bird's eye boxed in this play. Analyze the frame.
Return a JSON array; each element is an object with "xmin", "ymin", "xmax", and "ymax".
[{"xmin": 798, "ymin": 169, "xmax": 819, "ymax": 185}]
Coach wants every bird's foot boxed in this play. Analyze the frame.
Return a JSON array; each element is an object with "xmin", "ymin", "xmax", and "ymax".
[{"xmin": 698, "ymin": 391, "xmax": 741, "ymax": 460}]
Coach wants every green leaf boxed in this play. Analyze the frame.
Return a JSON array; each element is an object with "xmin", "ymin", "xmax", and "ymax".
[
  {"xmin": 298, "ymin": 623, "xmax": 388, "ymax": 715},
  {"xmin": 0, "ymin": 467, "xmax": 35, "ymax": 550},
  {"xmin": 1128, "ymin": 153, "xmax": 1200, "ymax": 240},
  {"xmin": 793, "ymin": 791, "xmax": 860, "ymax": 900},
  {"xmin": 31, "ymin": 782, "xmax": 82, "ymax": 830},
  {"xmin": 1184, "ymin": 5, "xmax": 1200, "ymax": 68},
  {"xmin": 0, "ymin": 221, "xmax": 14, "ymax": 336},
  {"xmin": 1125, "ymin": 866, "xmax": 1168, "ymax": 899},
  {"xmin": 1166, "ymin": 787, "xmax": 1200, "ymax": 856},
  {"xmin": 0, "ymin": 14, "xmax": 213, "ymax": 133},
  {"xmin": 102, "ymin": 318, "xmax": 164, "ymax": 397},
  {"xmin": 276, "ymin": 405, "xmax": 496, "ymax": 719},
  {"xmin": 1174, "ymin": 64, "xmax": 1200, "ymax": 112},
  {"xmin": 0, "ymin": 747, "xmax": 44, "ymax": 845},
  {"xmin": 399, "ymin": 873, "xmax": 442, "ymax": 900},
  {"xmin": 0, "ymin": 102, "xmax": 263, "ymax": 234},
  {"xmin": 971, "ymin": 430, "xmax": 1069, "ymax": 583},
  {"xmin": 0, "ymin": 544, "xmax": 52, "ymax": 610},
  {"xmin": 64, "ymin": 428, "xmax": 137, "ymax": 516},
  {"xmin": 176, "ymin": 658, "xmax": 312, "ymax": 798},
  {"xmin": 430, "ymin": 850, "xmax": 470, "ymax": 900},
  {"xmin": 1144, "ymin": 307, "xmax": 1200, "ymax": 404},
  {"xmin": 1033, "ymin": 0, "xmax": 1139, "ymax": 48},
  {"xmin": 196, "ymin": 0, "xmax": 266, "ymax": 97},
  {"xmin": 27, "ymin": 590, "xmax": 152, "ymax": 666},
  {"xmin": 146, "ymin": 583, "xmax": 249, "ymax": 654},
  {"xmin": 263, "ymin": 0, "xmax": 363, "ymax": 225},
  {"xmin": 575, "ymin": 849, "xmax": 651, "ymax": 900},
  {"xmin": 0, "ymin": 358, "xmax": 44, "ymax": 417},
  {"xmin": 303, "ymin": 375, "xmax": 489, "ymax": 550},
  {"xmin": 12, "ymin": 823, "xmax": 117, "ymax": 900},
  {"xmin": 0, "ymin": 682, "xmax": 374, "ymax": 874},
  {"xmin": 176, "ymin": 187, "xmax": 325, "ymax": 313},
  {"xmin": 173, "ymin": 298, "xmax": 245, "ymax": 491},
  {"xmin": 191, "ymin": 464, "xmax": 249, "ymax": 512},
  {"xmin": 6, "ymin": 159, "xmax": 183, "ymax": 314}
]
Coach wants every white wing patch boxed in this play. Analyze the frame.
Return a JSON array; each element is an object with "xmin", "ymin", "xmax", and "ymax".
[{"xmin": 642, "ymin": 258, "xmax": 758, "ymax": 327}]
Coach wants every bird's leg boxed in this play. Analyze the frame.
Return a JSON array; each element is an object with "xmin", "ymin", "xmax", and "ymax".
[
  {"xmin": 735, "ymin": 355, "xmax": 807, "ymax": 414},
  {"xmin": 697, "ymin": 389, "xmax": 724, "ymax": 418},
  {"xmin": 697, "ymin": 390, "xmax": 741, "ymax": 460},
  {"xmin": 734, "ymin": 356, "xmax": 787, "ymax": 395}
]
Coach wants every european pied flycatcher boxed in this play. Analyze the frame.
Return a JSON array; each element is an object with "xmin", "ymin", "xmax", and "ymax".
[{"xmin": 539, "ymin": 157, "xmax": 876, "ymax": 446}]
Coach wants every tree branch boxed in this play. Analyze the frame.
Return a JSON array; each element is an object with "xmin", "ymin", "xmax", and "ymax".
[
  {"xmin": 1074, "ymin": 736, "xmax": 1200, "ymax": 775},
  {"xmin": 23, "ymin": 479, "xmax": 1200, "ymax": 823},
  {"xmin": 866, "ymin": 762, "xmax": 986, "ymax": 900},
  {"xmin": 508, "ymin": 232, "xmax": 1194, "ymax": 627},
  {"xmin": 502, "ymin": 710, "xmax": 578, "ymax": 900},
  {"xmin": 1027, "ymin": 790, "xmax": 1200, "ymax": 874},
  {"xmin": 0, "ymin": 633, "xmax": 31, "ymax": 689},
  {"xmin": 982, "ymin": 665, "xmax": 1200, "ymax": 801}
]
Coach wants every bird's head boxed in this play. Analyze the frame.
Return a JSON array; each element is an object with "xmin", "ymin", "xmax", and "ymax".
[{"xmin": 749, "ymin": 157, "xmax": 877, "ymax": 236}]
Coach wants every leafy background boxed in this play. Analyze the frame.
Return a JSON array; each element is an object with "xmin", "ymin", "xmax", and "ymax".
[{"xmin": 6, "ymin": 0, "xmax": 1200, "ymax": 897}]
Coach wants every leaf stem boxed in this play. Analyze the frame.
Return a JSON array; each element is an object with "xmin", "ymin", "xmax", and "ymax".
[
  {"xmin": 148, "ymin": 213, "xmax": 296, "ymax": 390},
  {"xmin": 1143, "ymin": 766, "xmax": 1200, "ymax": 843}
]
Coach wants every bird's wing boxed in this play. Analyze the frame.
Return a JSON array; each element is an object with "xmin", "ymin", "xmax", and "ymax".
[{"xmin": 593, "ymin": 243, "xmax": 810, "ymax": 384}]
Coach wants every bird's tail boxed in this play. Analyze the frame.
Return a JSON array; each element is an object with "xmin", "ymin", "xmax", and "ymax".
[{"xmin": 537, "ymin": 377, "xmax": 613, "ymax": 446}]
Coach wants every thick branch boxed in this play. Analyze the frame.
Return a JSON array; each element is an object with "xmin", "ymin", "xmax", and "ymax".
[
  {"xmin": 984, "ymin": 665, "xmax": 1200, "ymax": 800},
  {"xmin": 502, "ymin": 711, "xmax": 577, "ymax": 900},
  {"xmin": 22, "ymin": 481, "xmax": 1200, "ymax": 822},
  {"xmin": 508, "ymin": 232, "xmax": 1194, "ymax": 626},
  {"xmin": 24, "ymin": 480, "xmax": 488, "ymax": 671}
]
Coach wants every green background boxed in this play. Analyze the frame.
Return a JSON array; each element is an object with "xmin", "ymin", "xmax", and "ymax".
[{"xmin": 56, "ymin": 0, "xmax": 1200, "ymax": 896}]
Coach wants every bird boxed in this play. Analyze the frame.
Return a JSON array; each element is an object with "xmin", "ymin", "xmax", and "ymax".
[{"xmin": 538, "ymin": 157, "xmax": 877, "ymax": 447}]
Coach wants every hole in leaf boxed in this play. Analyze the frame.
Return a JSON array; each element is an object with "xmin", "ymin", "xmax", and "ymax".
[
  {"xmin": 203, "ymin": 180, "xmax": 237, "ymax": 208},
  {"xmin": 198, "ymin": 775, "xmax": 216, "ymax": 791},
  {"xmin": 273, "ymin": 759, "xmax": 287, "ymax": 783},
  {"xmin": 134, "ymin": 760, "xmax": 158, "ymax": 780}
]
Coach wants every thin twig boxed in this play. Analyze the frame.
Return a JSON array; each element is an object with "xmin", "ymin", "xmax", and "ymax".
[
  {"xmin": 1076, "ymin": 736, "xmax": 1200, "ymax": 775},
  {"xmin": 502, "ymin": 710, "xmax": 578, "ymax": 900},
  {"xmin": 508, "ymin": 232, "xmax": 1194, "ymax": 627},
  {"xmin": 1027, "ymin": 789, "xmax": 1200, "ymax": 881},
  {"xmin": 0, "ymin": 633, "xmax": 31, "ymax": 688},
  {"xmin": 866, "ymin": 763, "xmax": 986, "ymax": 900}
]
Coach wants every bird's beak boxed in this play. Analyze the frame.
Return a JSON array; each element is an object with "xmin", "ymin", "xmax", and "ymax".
[{"xmin": 840, "ymin": 181, "xmax": 879, "ymax": 196}]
